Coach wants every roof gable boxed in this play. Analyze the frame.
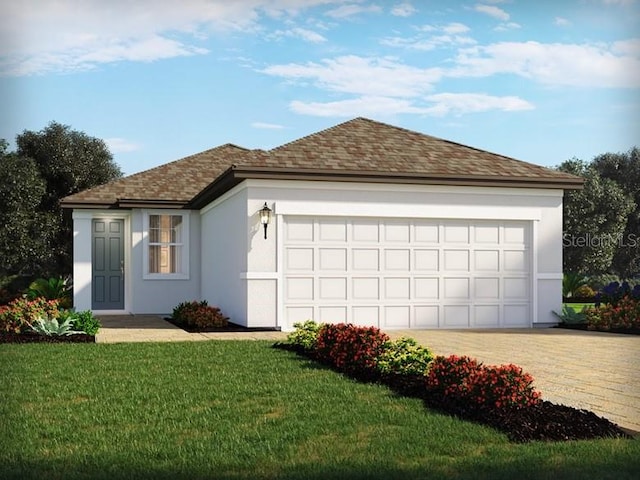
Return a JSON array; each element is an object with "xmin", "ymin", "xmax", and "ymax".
[{"xmin": 62, "ymin": 118, "xmax": 582, "ymax": 209}]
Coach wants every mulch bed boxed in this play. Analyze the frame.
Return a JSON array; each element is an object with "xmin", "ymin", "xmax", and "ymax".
[
  {"xmin": 164, "ymin": 317, "xmax": 281, "ymax": 333},
  {"xmin": 274, "ymin": 343, "xmax": 636, "ymax": 443},
  {"xmin": 556, "ymin": 324, "xmax": 640, "ymax": 335},
  {"xmin": 0, "ymin": 332, "xmax": 95, "ymax": 343}
]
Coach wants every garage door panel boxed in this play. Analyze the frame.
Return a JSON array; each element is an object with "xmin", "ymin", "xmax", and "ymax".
[
  {"xmin": 414, "ymin": 222, "xmax": 439, "ymax": 243},
  {"xmin": 353, "ymin": 277, "xmax": 380, "ymax": 299},
  {"xmin": 319, "ymin": 248, "xmax": 347, "ymax": 270},
  {"xmin": 504, "ymin": 250, "xmax": 529, "ymax": 272},
  {"xmin": 475, "ymin": 277, "xmax": 500, "ymax": 299},
  {"xmin": 443, "ymin": 305, "xmax": 469, "ymax": 327},
  {"xmin": 415, "ymin": 277, "xmax": 439, "ymax": 299},
  {"xmin": 385, "ymin": 249, "xmax": 410, "ymax": 270},
  {"xmin": 286, "ymin": 218, "xmax": 314, "ymax": 241},
  {"xmin": 286, "ymin": 306, "xmax": 314, "ymax": 326},
  {"xmin": 352, "ymin": 221, "xmax": 379, "ymax": 242},
  {"xmin": 504, "ymin": 223, "xmax": 527, "ymax": 244},
  {"xmin": 444, "ymin": 224, "xmax": 469, "ymax": 243},
  {"xmin": 475, "ymin": 224, "xmax": 500, "ymax": 243},
  {"xmin": 318, "ymin": 219, "xmax": 347, "ymax": 241},
  {"xmin": 319, "ymin": 306, "xmax": 347, "ymax": 323},
  {"xmin": 444, "ymin": 277, "xmax": 470, "ymax": 299},
  {"xmin": 385, "ymin": 222, "xmax": 410, "ymax": 242},
  {"xmin": 286, "ymin": 277, "xmax": 314, "ymax": 300},
  {"xmin": 286, "ymin": 248, "xmax": 314, "ymax": 270},
  {"xmin": 444, "ymin": 249, "xmax": 470, "ymax": 271},
  {"xmin": 319, "ymin": 277, "xmax": 347, "ymax": 300},
  {"xmin": 415, "ymin": 305, "xmax": 439, "ymax": 327},
  {"xmin": 414, "ymin": 249, "xmax": 439, "ymax": 271},
  {"xmin": 384, "ymin": 306, "xmax": 410, "ymax": 327},
  {"xmin": 474, "ymin": 305, "xmax": 500, "ymax": 327},
  {"xmin": 352, "ymin": 249, "xmax": 379, "ymax": 271},
  {"xmin": 474, "ymin": 250, "xmax": 499, "ymax": 271},
  {"xmin": 504, "ymin": 278, "xmax": 529, "ymax": 299},
  {"xmin": 353, "ymin": 306, "xmax": 379, "ymax": 327},
  {"xmin": 504, "ymin": 305, "xmax": 529, "ymax": 326},
  {"xmin": 385, "ymin": 278, "xmax": 410, "ymax": 299}
]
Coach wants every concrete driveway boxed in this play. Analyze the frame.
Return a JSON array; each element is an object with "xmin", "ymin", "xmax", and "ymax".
[
  {"xmin": 388, "ymin": 328, "xmax": 640, "ymax": 434},
  {"xmin": 97, "ymin": 316, "xmax": 639, "ymax": 433}
]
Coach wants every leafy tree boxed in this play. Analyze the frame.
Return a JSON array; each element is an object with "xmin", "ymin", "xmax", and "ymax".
[
  {"xmin": 558, "ymin": 159, "xmax": 635, "ymax": 275},
  {"xmin": 592, "ymin": 148, "xmax": 640, "ymax": 278},
  {"xmin": 1, "ymin": 123, "xmax": 122, "ymax": 278}
]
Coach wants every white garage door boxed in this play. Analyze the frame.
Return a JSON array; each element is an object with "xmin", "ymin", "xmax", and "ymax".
[{"xmin": 283, "ymin": 217, "xmax": 532, "ymax": 329}]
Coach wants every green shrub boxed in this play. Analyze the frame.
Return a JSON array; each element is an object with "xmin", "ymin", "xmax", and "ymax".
[
  {"xmin": 562, "ymin": 273, "xmax": 588, "ymax": 298},
  {"xmin": 172, "ymin": 300, "xmax": 229, "ymax": 329},
  {"xmin": 67, "ymin": 310, "xmax": 101, "ymax": 335},
  {"xmin": 286, "ymin": 320, "xmax": 322, "ymax": 352},
  {"xmin": 0, "ymin": 297, "xmax": 60, "ymax": 333},
  {"xmin": 29, "ymin": 316, "xmax": 83, "ymax": 336},
  {"xmin": 26, "ymin": 276, "xmax": 73, "ymax": 308},
  {"xmin": 377, "ymin": 337, "xmax": 434, "ymax": 376},
  {"xmin": 573, "ymin": 284, "xmax": 596, "ymax": 299}
]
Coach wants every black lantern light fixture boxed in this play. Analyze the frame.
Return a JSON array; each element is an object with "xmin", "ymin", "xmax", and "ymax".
[{"xmin": 260, "ymin": 202, "xmax": 272, "ymax": 239}]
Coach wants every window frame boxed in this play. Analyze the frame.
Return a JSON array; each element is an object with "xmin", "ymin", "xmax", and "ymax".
[{"xmin": 143, "ymin": 210, "xmax": 190, "ymax": 280}]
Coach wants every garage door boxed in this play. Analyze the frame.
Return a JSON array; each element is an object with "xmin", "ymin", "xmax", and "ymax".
[{"xmin": 283, "ymin": 217, "xmax": 531, "ymax": 329}]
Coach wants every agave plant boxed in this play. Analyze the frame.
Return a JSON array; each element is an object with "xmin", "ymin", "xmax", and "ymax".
[
  {"xmin": 562, "ymin": 272, "xmax": 588, "ymax": 298},
  {"xmin": 28, "ymin": 316, "xmax": 83, "ymax": 336}
]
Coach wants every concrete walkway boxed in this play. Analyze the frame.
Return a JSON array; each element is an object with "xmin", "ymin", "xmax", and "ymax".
[{"xmin": 96, "ymin": 315, "xmax": 639, "ymax": 433}]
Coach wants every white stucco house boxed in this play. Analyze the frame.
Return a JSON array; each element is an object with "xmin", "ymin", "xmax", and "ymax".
[{"xmin": 61, "ymin": 118, "xmax": 582, "ymax": 330}]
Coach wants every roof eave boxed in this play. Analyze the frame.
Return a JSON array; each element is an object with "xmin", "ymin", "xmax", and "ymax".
[{"xmin": 188, "ymin": 166, "xmax": 583, "ymax": 209}]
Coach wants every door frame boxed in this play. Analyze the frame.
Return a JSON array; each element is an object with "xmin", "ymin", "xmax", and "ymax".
[{"xmin": 90, "ymin": 212, "xmax": 131, "ymax": 314}]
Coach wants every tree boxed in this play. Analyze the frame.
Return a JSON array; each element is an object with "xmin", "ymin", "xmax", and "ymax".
[
  {"xmin": 558, "ymin": 158, "xmax": 635, "ymax": 275},
  {"xmin": 1, "ymin": 123, "xmax": 122, "ymax": 278},
  {"xmin": 592, "ymin": 148, "xmax": 640, "ymax": 278}
]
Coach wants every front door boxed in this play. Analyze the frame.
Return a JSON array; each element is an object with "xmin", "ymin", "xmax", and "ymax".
[{"xmin": 92, "ymin": 218, "xmax": 125, "ymax": 310}]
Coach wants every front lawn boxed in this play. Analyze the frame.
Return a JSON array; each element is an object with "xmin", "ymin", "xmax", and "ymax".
[
  {"xmin": 563, "ymin": 303, "xmax": 594, "ymax": 313},
  {"xmin": 1, "ymin": 341, "xmax": 638, "ymax": 480}
]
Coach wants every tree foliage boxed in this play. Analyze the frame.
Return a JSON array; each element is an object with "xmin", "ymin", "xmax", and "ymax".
[
  {"xmin": 558, "ymin": 150, "xmax": 638, "ymax": 277},
  {"xmin": 1, "ymin": 123, "xmax": 122, "ymax": 278}
]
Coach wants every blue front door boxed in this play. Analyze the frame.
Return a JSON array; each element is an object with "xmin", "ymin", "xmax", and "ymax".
[{"xmin": 92, "ymin": 219, "xmax": 125, "ymax": 310}]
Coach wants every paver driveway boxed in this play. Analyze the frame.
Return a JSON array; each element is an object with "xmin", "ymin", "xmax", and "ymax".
[{"xmin": 97, "ymin": 316, "xmax": 639, "ymax": 433}]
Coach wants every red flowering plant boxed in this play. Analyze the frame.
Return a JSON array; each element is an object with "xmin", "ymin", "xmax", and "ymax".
[
  {"xmin": 171, "ymin": 300, "xmax": 228, "ymax": 329},
  {"xmin": 0, "ymin": 297, "xmax": 61, "ymax": 333},
  {"xmin": 584, "ymin": 296, "xmax": 640, "ymax": 331},
  {"xmin": 315, "ymin": 323, "xmax": 389, "ymax": 379},
  {"xmin": 425, "ymin": 355, "xmax": 541, "ymax": 411}
]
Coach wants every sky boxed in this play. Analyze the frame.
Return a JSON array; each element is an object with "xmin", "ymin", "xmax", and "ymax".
[{"xmin": 0, "ymin": 0, "xmax": 638, "ymax": 176}]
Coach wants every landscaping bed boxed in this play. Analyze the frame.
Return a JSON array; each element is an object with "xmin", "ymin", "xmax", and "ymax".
[
  {"xmin": 164, "ymin": 316, "xmax": 280, "ymax": 333},
  {"xmin": 555, "ymin": 323, "xmax": 640, "ymax": 335},
  {"xmin": 0, "ymin": 331, "xmax": 95, "ymax": 343}
]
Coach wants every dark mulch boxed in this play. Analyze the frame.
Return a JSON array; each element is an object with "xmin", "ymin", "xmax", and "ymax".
[
  {"xmin": 0, "ymin": 332, "xmax": 95, "ymax": 344},
  {"xmin": 556, "ymin": 323, "xmax": 640, "ymax": 335},
  {"xmin": 273, "ymin": 342, "xmax": 635, "ymax": 443},
  {"xmin": 164, "ymin": 317, "xmax": 281, "ymax": 333}
]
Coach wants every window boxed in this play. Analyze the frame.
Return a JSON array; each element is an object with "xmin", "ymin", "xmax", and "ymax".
[{"xmin": 144, "ymin": 212, "xmax": 189, "ymax": 279}]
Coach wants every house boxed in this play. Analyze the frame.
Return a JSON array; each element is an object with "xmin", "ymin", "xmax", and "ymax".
[{"xmin": 61, "ymin": 118, "xmax": 582, "ymax": 330}]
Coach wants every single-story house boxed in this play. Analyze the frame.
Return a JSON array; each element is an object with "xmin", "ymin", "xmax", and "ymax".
[{"xmin": 61, "ymin": 117, "xmax": 582, "ymax": 330}]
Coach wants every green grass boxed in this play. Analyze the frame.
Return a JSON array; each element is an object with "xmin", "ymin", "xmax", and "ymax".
[{"xmin": 1, "ymin": 341, "xmax": 638, "ymax": 480}]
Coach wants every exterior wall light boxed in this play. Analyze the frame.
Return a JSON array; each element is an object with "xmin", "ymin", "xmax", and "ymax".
[{"xmin": 260, "ymin": 202, "xmax": 272, "ymax": 239}]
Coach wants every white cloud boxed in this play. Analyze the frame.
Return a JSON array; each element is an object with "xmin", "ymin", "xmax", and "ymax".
[
  {"xmin": 602, "ymin": 0, "xmax": 637, "ymax": 5},
  {"xmin": 105, "ymin": 138, "xmax": 141, "ymax": 153},
  {"xmin": 270, "ymin": 27, "xmax": 327, "ymax": 43},
  {"xmin": 452, "ymin": 41, "xmax": 640, "ymax": 88},
  {"xmin": 262, "ymin": 55, "xmax": 443, "ymax": 97},
  {"xmin": 251, "ymin": 122, "xmax": 286, "ymax": 129},
  {"xmin": 0, "ymin": 0, "xmax": 344, "ymax": 76},
  {"xmin": 554, "ymin": 17, "xmax": 571, "ymax": 27},
  {"xmin": 325, "ymin": 3, "xmax": 382, "ymax": 18},
  {"xmin": 423, "ymin": 93, "xmax": 534, "ymax": 116},
  {"xmin": 494, "ymin": 22, "xmax": 521, "ymax": 31},
  {"xmin": 381, "ymin": 23, "xmax": 475, "ymax": 51},
  {"xmin": 474, "ymin": 4, "xmax": 510, "ymax": 21},
  {"xmin": 288, "ymin": 92, "xmax": 533, "ymax": 117},
  {"xmin": 391, "ymin": 2, "xmax": 417, "ymax": 17}
]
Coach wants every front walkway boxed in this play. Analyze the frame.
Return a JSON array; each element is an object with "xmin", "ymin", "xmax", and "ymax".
[{"xmin": 96, "ymin": 316, "xmax": 639, "ymax": 433}]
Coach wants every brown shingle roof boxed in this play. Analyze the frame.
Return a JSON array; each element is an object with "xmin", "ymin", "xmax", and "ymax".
[{"xmin": 61, "ymin": 117, "xmax": 582, "ymax": 209}]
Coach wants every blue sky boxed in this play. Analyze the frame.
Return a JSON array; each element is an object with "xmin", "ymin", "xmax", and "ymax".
[{"xmin": 1, "ymin": 0, "xmax": 638, "ymax": 176}]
